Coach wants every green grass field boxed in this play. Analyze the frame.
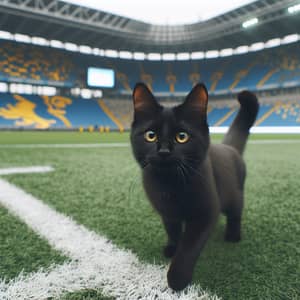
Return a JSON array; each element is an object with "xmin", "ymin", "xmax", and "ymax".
[
  {"xmin": 0, "ymin": 131, "xmax": 299, "ymax": 144},
  {"xmin": 0, "ymin": 131, "xmax": 299, "ymax": 300}
]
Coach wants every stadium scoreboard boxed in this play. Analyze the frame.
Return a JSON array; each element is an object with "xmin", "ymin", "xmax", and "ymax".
[{"xmin": 87, "ymin": 67, "xmax": 115, "ymax": 88}]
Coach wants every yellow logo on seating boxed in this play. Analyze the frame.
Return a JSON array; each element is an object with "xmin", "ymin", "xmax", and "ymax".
[
  {"xmin": 166, "ymin": 74, "xmax": 176, "ymax": 93},
  {"xmin": 0, "ymin": 95, "xmax": 56, "ymax": 129},
  {"xmin": 43, "ymin": 96, "xmax": 72, "ymax": 128}
]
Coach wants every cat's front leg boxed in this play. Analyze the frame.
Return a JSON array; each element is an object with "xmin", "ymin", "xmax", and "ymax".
[
  {"xmin": 162, "ymin": 217, "xmax": 182, "ymax": 258},
  {"xmin": 167, "ymin": 219, "xmax": 213, "ymax": 291}
]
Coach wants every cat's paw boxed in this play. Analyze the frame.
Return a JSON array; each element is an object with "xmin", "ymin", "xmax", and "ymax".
[
  {"xmin": 163, "ymin": 244, "xmax": 177, "ymax": 258},
  {"xmin": 167, "ymin": 264, "xmax": 192, "ymax": 291},
  {"xmin": 225, "ymin": 231, "xmax": 241, "ymax": 242}
]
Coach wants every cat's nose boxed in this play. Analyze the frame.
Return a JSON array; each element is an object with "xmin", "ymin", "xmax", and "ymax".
[{"xmin": 158, "ymin": 148, "xmax": 171, "ymax": 158}]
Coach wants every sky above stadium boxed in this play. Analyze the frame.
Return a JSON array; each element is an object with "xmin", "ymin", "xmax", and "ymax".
[{"xmin": 62, "ymin": 0, "xmax": 257, "ymax": 25}]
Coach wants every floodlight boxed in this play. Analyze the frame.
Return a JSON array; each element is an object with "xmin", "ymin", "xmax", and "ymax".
[
  {"xmin": 50, "ymin": 40, "xmax": 64, "ymax": 49},
  {"xmin": 32, "ymin": 37, "xmax": 49, "ymax": 46},
  {"xmin": 14, "ymin": 34, "xmax": 31, "ymax": 43},
  {"xmin": 250, "ymin": 42, "xmax": 264, "ymax": 52},
  {"xmin": 288, "ymin": 3, "xmax": 300, "ymax": 14},
  {"xmin": 105, "ymin": 50, "xmax": 118, "ymax": 58},
  {"xmin": 281, "ymin": 34, "xmax": 299, "ymax": 44},
  {"xmin": 191, "ymin": 52, "xmax": 204, "ymax": 59},
  {"xmin": 162, "ymin": 53, "xmax": 176, "ymax": 61},
  {"xmin": 133, "ymin": 52, "xmax": 145, "ymax": 60},
  {"xmin": 220, "ymin": 48, "xmax": 233, "ymax": 57},
  {"xmin": 65, "ymin": 43, "xmax": 78, "ymax": 52},
  {"xmin": 99, "ymin": 49, "xmax": 105, "ymax": 56},
  {"xmin": 205, "ymin": 50, "xmax": 219, "ymax": 58},
  {"xmin": 265, "ymin": 38, "xmax": 281, "ymax": 48},
  {"xmin": 119, "ymin": 51, "xmax": 133, "ymax": 59},
  {"xmin": 147, "ymin": 53, "xmax": 161, "ymax": 60},
  {"xmin": 234, "ymin": 46, "xmax": 249, "ymax": 54},
  {"xmin": 176, "ymin": 53, "xmax": 190, "ymax": 60},
  {"xmin": 79, "ymin": 45, "xmax": 92, "ymax": 54},
  {"xmin": 242, "ymin": 18, "xmax": 258, "ymax": 28},
  {"xmin": 0, "ymin": 30, "xmax": 13, "ymax": 40}
]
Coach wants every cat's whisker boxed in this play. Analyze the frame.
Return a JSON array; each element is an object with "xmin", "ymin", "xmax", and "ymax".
[
  {"xmin": 176, "ymin": 159, "xmax": 192, "ymax": 187},
  {"xmin": 141, "ymin": 160, "xmax": 149, "ymax": 169},
  {"xmin": 177, "ymin": 164, "xmax": 188, "ymax": 187},
  {"xmin": 181, "ymin": 159, "xmax": 205, "ymax": 180}
]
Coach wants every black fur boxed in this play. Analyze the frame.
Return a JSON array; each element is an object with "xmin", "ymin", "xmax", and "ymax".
[{"xmin": 130, "ymin": 82, "xmax": 259, "ymax": 291}]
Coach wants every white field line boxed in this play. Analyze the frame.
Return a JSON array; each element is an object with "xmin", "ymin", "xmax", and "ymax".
[
  {"xmin": 0, "ymin": 143, "xmax": 130, "ymax": 148},
  {"xmin": 210, "ymin": 126, "xmax": 300, "ymax": 134},
  {"xmin": 248, "ymin": 139, "xmax": 300, "ymax": 144},
  {"xmin": 0, "ymin": 168, "xmax": 220, "ymax": 300},
  {"xmin": 0, "ymin": 139, "xmax": 299, "ymax": 149},
  {"xmin": 0, "ymin": 166, "xmax": 53, "ymax": 175}
]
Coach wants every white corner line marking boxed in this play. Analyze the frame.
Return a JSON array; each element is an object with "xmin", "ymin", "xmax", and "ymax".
[
  {"xmin": 0, "ymin": 167, "xmax": 220, "ymax": 300},
  {"xmin": 0, "ymin": 166, "xmax": 54, "ymax": 176}
]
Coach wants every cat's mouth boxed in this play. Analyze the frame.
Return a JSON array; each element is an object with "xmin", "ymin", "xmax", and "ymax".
[{"xmin": 147, "ymin": 156, "xmax": 178, "ymax": 169}]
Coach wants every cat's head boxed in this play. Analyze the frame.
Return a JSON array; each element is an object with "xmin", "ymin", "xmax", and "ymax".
[{"xmin": 130, "ymin": 83, "xmax": 209, "ymax": 175}]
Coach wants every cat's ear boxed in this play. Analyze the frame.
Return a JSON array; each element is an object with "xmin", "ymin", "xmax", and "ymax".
[
  {"xmin": 183, "ymin": 83, "xmax": 208, "ymax": 118},
  {"xmin": 132, "ymin": 83, "xmax": 159, "ymax": 113}
]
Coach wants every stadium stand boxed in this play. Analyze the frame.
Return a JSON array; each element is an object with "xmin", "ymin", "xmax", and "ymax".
[
  {"xmin": 85, "ymin": 42, "xmax": 300, "ymax": 94},
  {"xmin": 0, "ymin": 94, "xmax": 117, "ymax": 129},
  {"xmin": 0, "ymin": 40, "xmax": 300, "ymax": 130},
  {"xmin": 0, "ymin": 41, "xmax": 299, "ymax": 93},
  {"xmin": 101, "ymin": 99, "xmax": 132, "ymax": 130},
  {"xmin": 1, "ymin": 93, "xmax": 300, "ymax": 130},
  {"xmin": 0, "ymin": 41, "xmax": 75, "ymax": 87},
  {"xmin": 256, "ymin": 101, "xmax": 300, "ymax": 126}
]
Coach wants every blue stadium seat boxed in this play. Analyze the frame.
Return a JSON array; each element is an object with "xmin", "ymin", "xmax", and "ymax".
[{"xmin": 0, "ymin": 94, "xmax": 117, "ymax": 129}]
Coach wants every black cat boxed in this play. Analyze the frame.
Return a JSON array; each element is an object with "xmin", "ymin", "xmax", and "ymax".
[{"xmin": 130, "ymin": 82, "xmax": 259, "ymax": 291}]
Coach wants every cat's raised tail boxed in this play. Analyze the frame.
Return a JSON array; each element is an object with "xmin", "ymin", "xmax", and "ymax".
[{"xmin": 222, "ymin": 91, "xmax": 259, "ymax": 155}]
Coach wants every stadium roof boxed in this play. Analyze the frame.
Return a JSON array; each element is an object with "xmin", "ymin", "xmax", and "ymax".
[
  {"xmin": 61, "ymin": 0, "xmax": 257, "ymax": 25},
  {"xmin": 0, "ymin": 0, "xmax": 299, "ymax": 53}
]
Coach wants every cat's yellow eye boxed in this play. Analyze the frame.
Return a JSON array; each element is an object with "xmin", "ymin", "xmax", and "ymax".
[
  {"xmin": 144, "ymin": 130, "xmax": 157, "ymax": 142},
  {"xmin": 175, "ymin": 132, "xmax": 189, "ymax": 144}
]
